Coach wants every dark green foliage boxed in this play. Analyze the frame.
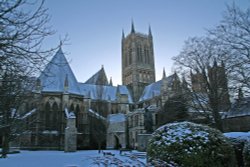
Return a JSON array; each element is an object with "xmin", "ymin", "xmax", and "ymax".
[
  {"xmin": 157, "ymin": 95, "xmax": 189, "ymax": 126},
  {"xmin": 147, "ymin": 122, "xmax": 236, "ymax": 167},
  {"xmin": 243, "ymin": 141, "xmax": 250, "ymax": 167},
  {"xmin": 226, "ymin": 137, "xmax": 246, "ymax": 167}
]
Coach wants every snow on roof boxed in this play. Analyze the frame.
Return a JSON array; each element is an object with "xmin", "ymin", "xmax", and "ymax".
[
  {"xmin": 38, "ymin": 48, "xmax": 81, "ymax": 95},
  {"xmin": 222, "ymin": 97, "xmax": 250, "ymax": 119},
  {"xmin": 88, "ymin": 109, "xmax": 106, "ymax": 120},
  {"xmin": 222, "ymin": 111, "xmax": 250, "ymax": 119},
  {"xmin": 64, "ymin": 108, "xmax": 76, "ymax": 119},
  {"xmin": 108, "ymin": 113, "xmax": 126, "ymax": 123},
  {"xmin": 85, "ymin": 66, "xmax": 108, "ymax": 85},
  {"xmin": 22, "ymin": 109, "xmax": 37, "ymax": 119},
  {"xmin": 139, "ymin": 80, "xmax": 162, "ymax": 102},
  {"xmin": 79, "ymin": 83, "xmax": 133, "ymax": 103},
  {"xmin": 139, "ymin": 74, "xmax": 176, "ymax": 102},
  {"xmin": 117, "ymin": 85, "xmax": 133, "ymax": 103}
]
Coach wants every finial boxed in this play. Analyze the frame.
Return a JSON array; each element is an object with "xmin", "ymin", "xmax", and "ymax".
[
  {"xmin": 64, "ymin": 74, "xmax": 69, "ymax": 92},
  {"xmin": 221, "ymin": 60, "xmax": 225, "ymax": 67},
  {"xmin": 122, "ymin": 29, "xmax": 125, "ymax": 39},
  {"xmin": 109, "ymin": 77, "xmax": 113, "ymax": 86},
  {"xmin": 190, "ymin": 69, "xmax": 193, "ymax": 76},
  {"xmin": 101, "ymin": 65, "xmax": 104, "ymax": 69},
  {"xmin": 36, "ymin": 78, "xmax": 41, "ymax": 92},
  {"xmin": 60, "ymin": 40, "xmax": 63, "ymax": 47},
  {"xmin": 148, "ymin": 25, "xmax": 152, "ymax": 37},
  {"xmin": 131, "ymin": 19, "xmax": 135, "ymax": 33},
  {"xmin": 238, "ymin": 87, "xmax": 244, "ymax": 101},
  {"xmin": 213, "ymin": 58, "xmax": 217, "ymax": 67},
  {"xmin": 162, "ymin": 68, "xmax": 166, "ymax": 78}
]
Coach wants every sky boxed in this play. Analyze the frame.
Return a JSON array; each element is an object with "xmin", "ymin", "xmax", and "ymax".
[{"xmin": 42, "ymin": 0, "xmax": 249, "ymax": 86}]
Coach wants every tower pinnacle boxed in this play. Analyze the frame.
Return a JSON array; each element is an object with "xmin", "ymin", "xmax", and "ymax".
[
  {"xmin": 131, "ymin": 20, "xmax": 135, "ymax": 33},
  {"xmin": 148, "ymin": 25, "xmax": 152, "ymax": 37},
  {"xmin": 162, "ymin": 68, "xmax": 166, "ymax": 78}
]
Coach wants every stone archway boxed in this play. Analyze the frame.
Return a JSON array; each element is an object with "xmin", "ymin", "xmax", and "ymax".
[{"xmin": 114, "ymin": 135, "xmax": 120, "ymax": 149}]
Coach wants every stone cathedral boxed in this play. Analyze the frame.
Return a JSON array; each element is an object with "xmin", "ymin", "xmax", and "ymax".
[
  {"xmin": 15, "ymin": 22, "xmax": 229, "ymax": 151},
  {"xmin": 122, "ymin": 22, "xmax": 156, "ymax": 102}
]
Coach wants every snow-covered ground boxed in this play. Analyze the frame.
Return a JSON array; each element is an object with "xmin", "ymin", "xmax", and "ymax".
[
  {"xmin": 0, "ymin": 150, "xmax": 146, "ymax": 167},
  {"xmin": 224, "ymin": 131, "xmax": 250, "ymax": 140}
]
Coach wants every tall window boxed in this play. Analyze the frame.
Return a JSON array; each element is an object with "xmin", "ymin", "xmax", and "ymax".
[
  {"xmin": 45, "ymin": 102, "xmax": 50, "ymax": 129},
  {"xmin": 129, "ymin": 48, "xmax": 132, "ymax": 65},
  {"xmin": 70, "ymin": 104, "xmax": 75, "ymax": 112},
  {"xmin": 52, "ymin": 102, "xmax": 59, "ymax": 129},
  {"xmin": 75, "ymin": 105, "xmax": 81, "ymax": 130}
]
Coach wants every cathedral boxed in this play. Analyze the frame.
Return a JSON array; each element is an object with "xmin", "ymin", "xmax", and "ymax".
[{"xmin": 17, "ymin": 22, "xmax": 230, "ymax": 151}]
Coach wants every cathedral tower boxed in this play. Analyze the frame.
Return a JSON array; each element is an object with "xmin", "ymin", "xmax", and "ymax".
[{"xmin": 122, "ymin": 22, "xmax": 156, "ymax": 102}]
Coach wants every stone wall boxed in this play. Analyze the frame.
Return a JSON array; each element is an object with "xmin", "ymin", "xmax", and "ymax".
[
  {"xmin": 137, "ymin": 134, "xmax": 152, "ymax": 151},
  {"xmin": 222, "ymin": 115, "xmax": 250, "ymax": 132}
]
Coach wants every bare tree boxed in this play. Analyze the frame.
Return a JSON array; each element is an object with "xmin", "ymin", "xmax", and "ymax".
[
  {"xmin": 0, "ymin": 0, "xmax": 59, "ymax": 158},
  {"xmin": 172, "ymin": 4, "xmax": 250, "ymax": 131},
  {"xmin": 208, "ymin": 4, "xmax": 250, "ymax": 95},
  {"xmin": 173, "ymin": 37, "xmax": 230, "ymax": 131}
]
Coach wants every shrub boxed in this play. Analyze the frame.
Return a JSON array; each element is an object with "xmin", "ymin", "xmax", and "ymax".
[
  {"xmin": 147, "ymin": 121, "xmax": 236, "ymax": 167},
  {"xmin": 243, "ymin": 141, "xmax": 250, "ymax": 167}
]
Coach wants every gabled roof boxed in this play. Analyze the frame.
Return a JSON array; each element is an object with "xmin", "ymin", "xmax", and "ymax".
[
  {"xmin": 78, "ymin": 83, "xmax": 133, "ymax": 103},
  {"xmin": 38, "ymin": 48, "xmax": 81, "ymax": 95},
  {"xmin": 139, "ymin": 74, "xmax": 177, "ymax": 102},
  {"xmin": 85, "ymin": 66, "xmax": 108, "ymax": 85},
  {"xmin": 139, "ymin": 80, "xmax": 162, "ymax": 102}
]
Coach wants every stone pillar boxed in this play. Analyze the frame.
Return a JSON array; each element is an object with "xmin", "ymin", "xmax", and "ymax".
[{"xmin": 64, "ymin": 114, "xmax": 77, "ymax": 152}]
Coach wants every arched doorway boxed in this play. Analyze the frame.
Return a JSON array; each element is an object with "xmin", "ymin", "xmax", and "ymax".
[{"xmin": 114, "ymin": 135, "xmax": 120, "ymax": 149}]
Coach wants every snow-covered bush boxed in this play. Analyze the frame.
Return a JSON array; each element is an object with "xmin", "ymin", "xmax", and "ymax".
[{"xmin": 147, "ymin": 122, "xmax": 236, "ymax": 167}]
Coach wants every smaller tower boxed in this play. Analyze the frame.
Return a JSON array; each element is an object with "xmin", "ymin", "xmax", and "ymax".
[
  {"xmin": 109, "ymin": 77, "xmax": 113, "ymax": 86},
  {"xmin": 162, "ymin": 68, "xmax": 166, "ymax": 78}
]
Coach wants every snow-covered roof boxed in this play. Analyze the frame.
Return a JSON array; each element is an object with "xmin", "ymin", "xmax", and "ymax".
[
  {"xmin": 88, "ymin": 109, "xmax": 106, "ymax": 120},
  {"xmin": 85, "ymin": 66, "xmax": 108, "ymax": 85},
  {"xmin": 139, "ymin": 80, "xmax": 162, "ymax": 102},
  {"xmin": 139, "ymin": 74, "xmax": 177, "ymax": 102},
  {"xmin": 64, "ymin": 108, "xmax": 76, "ymax": 119},
  {"xmin": 22, "ymin": 109, "xmax": 37, "ymax": 119},
  {"xmin": 38, "ymin": 48, "xmax": 81, "ymax": 95},
  {"xmin": 107, "ymin": 113, "xmax": 126, "ymax": 123},
  {"xmin": 79, "ymin": 83, "xmax": 133, "ymax": 103},
  {"xmin": 222, "ymin": 97, "xmax": 250, "ymax": 119}
]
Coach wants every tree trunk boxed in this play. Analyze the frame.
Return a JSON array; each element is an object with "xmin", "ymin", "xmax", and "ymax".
[
  {"xmin": 98, "ymin": 142, "xmax": 101, "ymax": 154},
  {"xmin": 1, "ymin": 130, "xmax": 10, "ymax": 158}
]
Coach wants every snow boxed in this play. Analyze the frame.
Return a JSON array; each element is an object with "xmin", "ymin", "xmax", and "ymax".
[
  {"xmin": 0, "ymin": 150, "xmax": 146, "ymax": 167},
  {"xmin": 65, "ymin": 108, "xmax": 76, "ymax": 119},
  {"xmin": 108, "ymin": 113, "xmax": 126, "ymax": 123},
  {"xmin": 139, "ymin": 74, "xmax": 176, "ymax": 102},
  {"xmin": 222, "ymin": 111, "xmax": 250, "ymax": 119},
  {"xmin": 21, "ymin": 109, "xmax": 37, "ymax": 119},
  {"xmin": 155, "ymin": 122, "xmax": 209, "ymax": 146},
  {"xmin": 78, "ymin": 84, "xmax": 133, "ymax": 103},
  {"xmin": 224, "ymin": 131, "xmax": 250, "ymax": 140},
  {"xmin": 88, "ymin": 109, "xmax": 106, "ymax": 120},
  {"xmin": 39, "ymin": 48, "xmax": 82, "ymax": 95}
]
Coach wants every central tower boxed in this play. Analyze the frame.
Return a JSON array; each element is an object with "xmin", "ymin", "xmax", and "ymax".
[{"xmin": 122, "ymin": 22, "xmax": 156, "ymax": 102}]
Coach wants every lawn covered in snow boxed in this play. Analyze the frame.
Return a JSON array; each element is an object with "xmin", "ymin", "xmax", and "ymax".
[{"xmin": 0, "ymin": 150, "xmax": 146, "ymax": 167}]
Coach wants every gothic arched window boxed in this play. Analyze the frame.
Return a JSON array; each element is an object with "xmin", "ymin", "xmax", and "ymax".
[
  {"xmin": 52, "ymin": 102, "xmax": 59, "ymax": 129},
  {"xmin": 70, "ymin": 104, "xmax": 75, "ymax": 112},
  {"xmin": 45, "ymin": 102, "xmax": 51, "ymax": 129}
]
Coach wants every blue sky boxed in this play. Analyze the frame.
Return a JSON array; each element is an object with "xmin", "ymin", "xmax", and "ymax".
[{"xmin": 43, "ymin": 0, "xmax": 249, "ymax": 85}]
